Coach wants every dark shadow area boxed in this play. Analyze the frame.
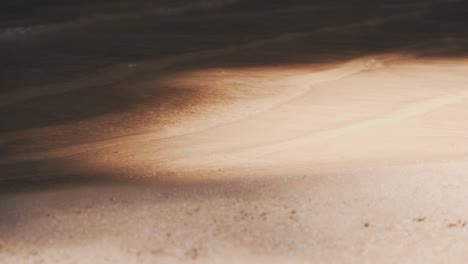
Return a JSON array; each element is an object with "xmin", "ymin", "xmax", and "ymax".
[
  {"xmin": 1, "ymin": 0, "xmax": 466, "ymax": 91},
  {"xmin": 0, "ymin": 160, "xmax": 129, "ymax": 196},
  {"xmin": 0, "ymin": 158, "xmax": 262, "ymax": 196},
  {"xmin": 181, "ymin": 1, "xmax": 468, "ymax": 70},
  {"xmin": 0, "ymin": 77, "xmax": 195, "ymax": 132}
]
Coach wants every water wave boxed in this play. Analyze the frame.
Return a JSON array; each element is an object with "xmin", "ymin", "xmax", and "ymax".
[{"xmin": 0, "ymin": 0, "xmax": 239, "ymax": 40}]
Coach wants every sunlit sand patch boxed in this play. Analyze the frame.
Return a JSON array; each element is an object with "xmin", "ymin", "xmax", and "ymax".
[
  {"xmin": 30, "ymin": 55, "xmax": 466, "ymax": 178},
  {"xmin": 0, "ymin": 55, "xmax": 392, "ymax": 166}
]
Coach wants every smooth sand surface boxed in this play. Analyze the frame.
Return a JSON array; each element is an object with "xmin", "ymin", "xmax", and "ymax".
[{"xmin": 2, "ymin": 55, "xmax": 468, "ymax": 263}]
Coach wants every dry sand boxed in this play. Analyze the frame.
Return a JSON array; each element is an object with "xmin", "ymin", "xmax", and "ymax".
[{"xmin": 2, "ymin": 55, "xmax": 468, "ymax": 263}]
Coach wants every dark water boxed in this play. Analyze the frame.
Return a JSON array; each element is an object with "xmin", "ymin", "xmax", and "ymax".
[{"xmin": 1, "ymin": 0, "xmax": 467, "ymax": 92}]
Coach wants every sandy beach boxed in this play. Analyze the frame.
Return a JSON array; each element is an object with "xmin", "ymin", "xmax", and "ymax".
[
  {"xmin": 2, "ymin": 54, "xmax": 468, "ymax": 263},
  {"xmin": 1, "ymin": 0, "xmax": 468, "ymax": 263}
]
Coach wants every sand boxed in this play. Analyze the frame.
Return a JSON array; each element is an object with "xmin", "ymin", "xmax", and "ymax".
[{"xmin": 2, "ymin": 55, "xmax": 468, "ymax": 263}]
